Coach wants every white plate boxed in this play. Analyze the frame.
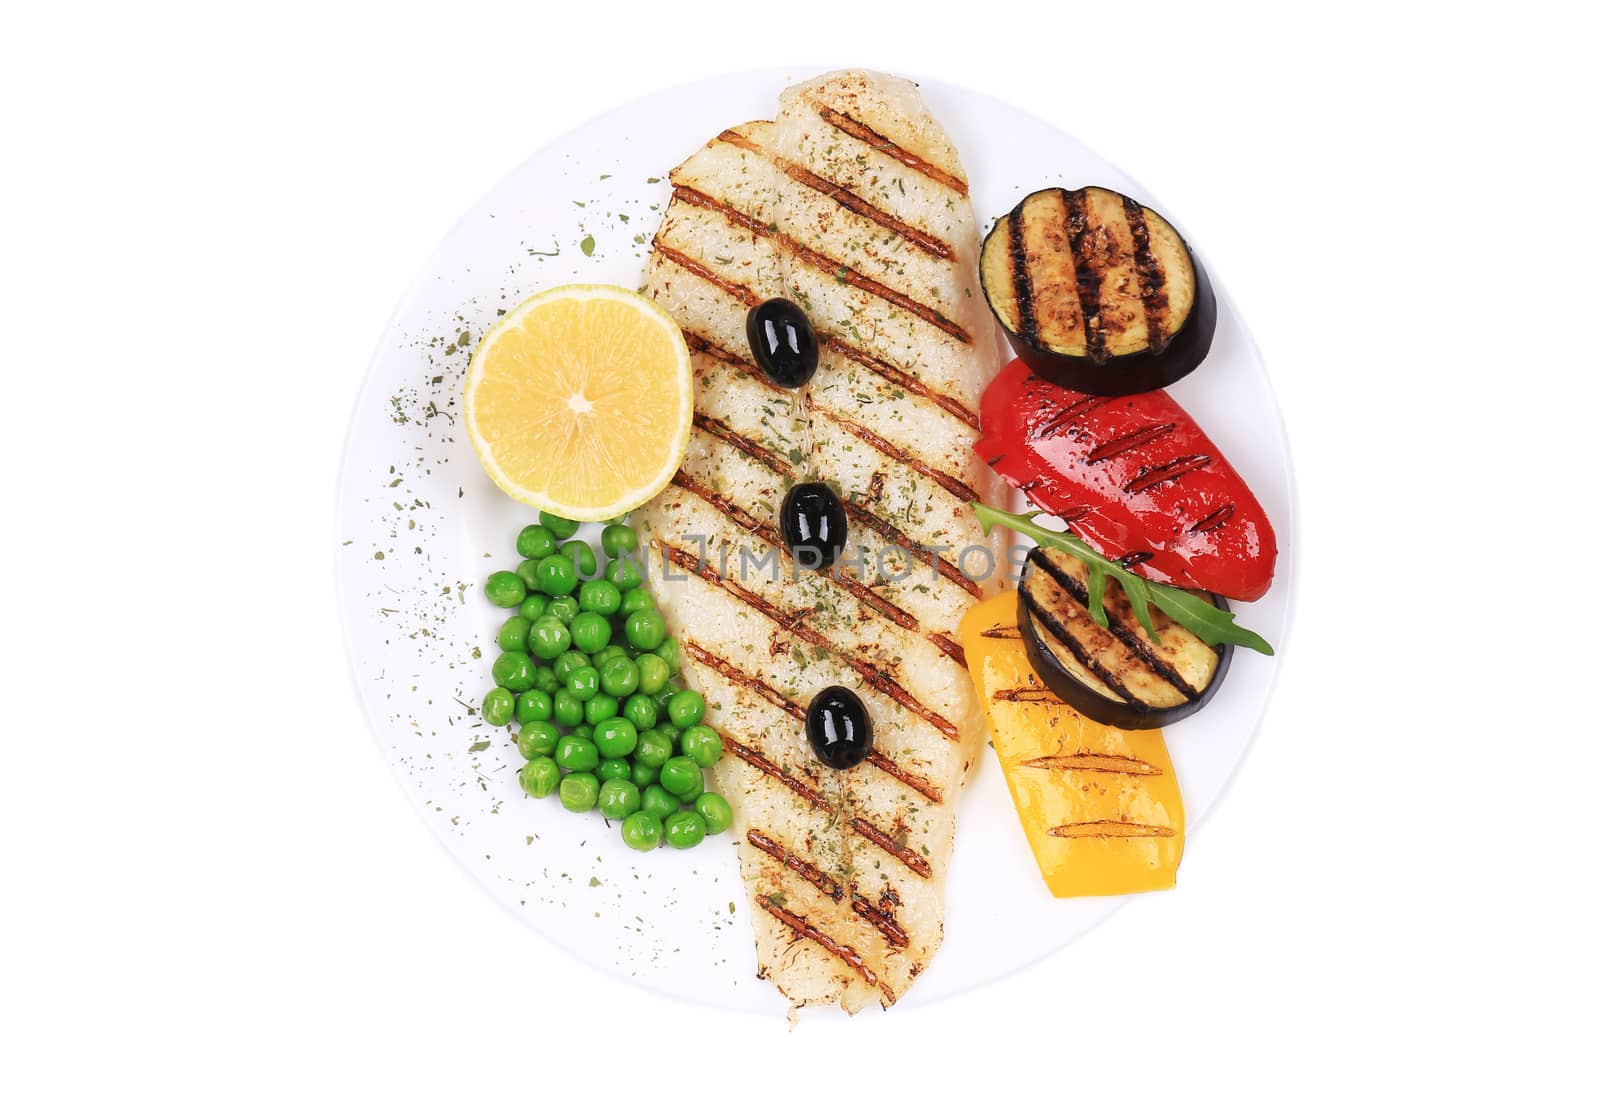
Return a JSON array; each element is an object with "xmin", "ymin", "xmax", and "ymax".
[{"xmin": 335, "ymin": 68, "xmax": 1296, "ymax": 1015}]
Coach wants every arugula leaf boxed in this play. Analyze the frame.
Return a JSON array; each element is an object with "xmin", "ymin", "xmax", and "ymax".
[{"xmin": 971, "ymin": 502, "xmax": 1274, "ymax": 656}]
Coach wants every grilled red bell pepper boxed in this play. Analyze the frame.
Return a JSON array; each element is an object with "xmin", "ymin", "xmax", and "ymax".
[{"xmin": 975, "ymin": 358, "xmax": 1277, "ymax": 601}]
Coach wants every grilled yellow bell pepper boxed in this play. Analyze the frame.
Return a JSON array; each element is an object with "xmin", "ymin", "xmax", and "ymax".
[{"xmin": 960, "ymin": 591, "xmax": 1185, "ymax": 897}]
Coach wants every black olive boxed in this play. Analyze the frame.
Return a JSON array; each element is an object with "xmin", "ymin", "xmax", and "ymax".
[
  {"xmin": 806, "ymin": 686, "xmax": 873, "ymax": 770},
  {"xmin": 745, "ymin": 298, "xmax": 818, "ymax": 389},
  {"xmin": 780, "ymin": 482, "xmax": 847, "ymax": 570}
]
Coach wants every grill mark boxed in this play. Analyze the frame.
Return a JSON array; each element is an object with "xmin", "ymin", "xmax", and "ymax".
[
  {"xmin": 850, "ymin": 890, "xmax": 910, "ymax": 948},
  {"xmin": 1121, "ymin": 195, "xmax": 1171, "ymax": 353},
  {"xmin": 671, "ymin": 185, "xmax": 970, "ymax": 343},
  {"xmin": 1033, "ymin": 394, "xmax": 1111, "ymax": 439},
  {"xmin": 822, "ymin": 335, "xmax": 979, "ymax": 431},
  {"xmin": 1085, "ymin": 422, "xmax": 1177, "ymax": 465},
  {"xmin": 979, "ymin": 625, "xmax": 1021, "ymax": 640},
  {"xmin": 661, "ymin": 546, "xmax": 962, "ymax": 741},
  {"xmin": 1123, "ymin": 454, "xmax": 1214, "ymax": 495},
  {"xmin": 810, "ymin": 404, "xmax": 980, "ymax": 503},
  {"xmin": 757, "ymin": 895, "xmax": 888, "ymax": 999},
  {"xmin": 925, "ymin": 632, "xmax": 966, "ymax": 669},
  {"xmin": 1019, "ymin": 581, "xmax": 1143, "ymax": 706},
  {"xmin": 1025, "ymin": 753, "xmax": 1164, "ymax": 777},
  {"xmin": 746, "ymin": 828, "xmax": 843, "ymax": 902},
  {"xmin": 843, "ymin": 499, "xmax": 981, "ymax": 600},
  {"xmin": 668, "ymin": 478, "xmax": 959, "ymax": 665},
  {"xmin": 1116, "ymin": 551, "xmax": 1156, "ymax": 568},
  {"xmin": 682, "ymin": 330, "xmax": 765, "ymax": 380},
  {"xmin": 684, "ymin": 639, "xmax": 806, "ymax": 720},
  {"xmin": 712, "ymin": 129, "xmax": 952, "ymax": 260},
  {"xmin": 691, "ymin": 412, "xmax": 792, "ymax": 476},
  {"xmin": 650, "ymin": 240, "xmax": 762, "ymax": 306},
  {"xmin": 722, "ymin": 735, "xmax": 832, "ymax": 814},
  {"xmin": 1062, "ymin": 190, "xmax": 1109, "ymax": 364},
  {"xmin": 850, "ymin": 818, "xmax": 933, "ymax": 879},
  {"xmin": 1189, "ymin": 503, "xmax": 1236, "ymax": 535},
  {"xmin": 1028, "ymin": 551, "xmax": 1204, "ymax": 700},
  {"xmin": 1007, "ymin": 209, "xmax": 1039, "ymax": 345},
  {"xmin": 865, "ymin": 752, "xmax": 944, "ymax": 804},
  {"xmin": 1049, "ymin": 820, "xmax": 1177, "ymax": 839},
  {"xmin": 685, "ymin": 640, "xmax": 945, "ymax": 805},
  {"xmin": 993, "ymin": 685, "xmax": 1060, "ymax": 703},
  {"xmin": 814, "ymin": 104, "xmax": 969, "ymax": 197}
]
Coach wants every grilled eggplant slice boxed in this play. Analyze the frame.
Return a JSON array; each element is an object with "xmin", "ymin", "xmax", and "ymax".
[
  {"xmin": 1017, "ymin": 547, "xmax": 1231, "ymax": 729},
  {"xmin": 980, "ymin": 186, "xmax": 1216, "ymax": 395}
]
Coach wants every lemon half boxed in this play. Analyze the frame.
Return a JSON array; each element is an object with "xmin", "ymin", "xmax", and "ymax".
[{"xmin": 464, "ymin": 284, "xmax": 693, "ymax": 521}]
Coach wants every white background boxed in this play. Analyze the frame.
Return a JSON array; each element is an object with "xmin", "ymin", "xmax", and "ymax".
[{"xmin": 3, "ymin": 2, "xmax": 1594, "ymax": 1113}]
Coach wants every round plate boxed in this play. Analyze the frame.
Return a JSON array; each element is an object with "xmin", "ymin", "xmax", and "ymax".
[{"xmin": 336, "ymin": 68, "xmax": 1296, "ymax": 1014}]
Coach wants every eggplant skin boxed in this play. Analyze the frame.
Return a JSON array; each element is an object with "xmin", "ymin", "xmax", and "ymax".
[
  {"xmin": 980, "ymin": 186, "xmax": 1217, "ymax": 397},
  {"xmin": 1016, "ymin": 549, "xmax": 1232, "ymax": 730}
]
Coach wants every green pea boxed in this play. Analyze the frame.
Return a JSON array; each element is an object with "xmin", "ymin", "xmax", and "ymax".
[
  {"xmin": 640, "ymin": 784, "xmax": 679, "ymax": 821},
  {"xmin": 552, "ymin": 650, "xmax": 590, "ymax": 684},
  {"xmin": 514, "ymin": 689, "xmax": 553, "ymax": 724},
  {"xmin": 601, "ymin": 521, "xmax": 633, "ymax": 556},
  {"xmin": 558, "ymin": 771, "xmax": 600, "ymax": 812},
  {"xmin": 597, "ymin": 757, "xmax": 632, "ymax": 783},
  {"xmin": 658, "ymin": 723, "xmax": 682, "ymax": 746},
  {"xmin": 566, "ymin": 666, "xmax": 600, "ymax": 701},
  {"xmin": 693, "ymin": 792, "xmax": 733, "ymax": 835},
  {"xmin": 622, "ymin": 693, "xmax": 658, "ymax": 731},
  {"xmin": 631, "ymin": 760, "xmax": 660, "ymax": 788},
  {"xmin": 605, "ymin": 555, "xmax": 643, "ymax": 592},
  {"xmin": 624, "ymin": 609, "xmax": 666, "ymax": 652},
  {"xmin": 659, "ymin": 756, "xmax": 704, "ymax": 799},
  {"xmin": 578, "ymin": 579, "xmax": 623, "ymax": 616},
  {"xmin": 570, "ymin": 611, "xmax": 612, "ymax": 654},
  {"xmin": 527, "ymin": 615, "xmax": 571, "ymax": 660},
  {"xmin": 552, "ymin": 688, "xmax": 585, "ymax": 727},
  {"xmin": 656, "ymin": 637, "xmax": 680, "ymax": 673},
  {"xmin": 585, "ymin": 694, "xmax": 619, "ymax": 725},
  {"xmin": 540, "ymin": 511, "xmax": 580, "ymax": 540},
  {"xmin": 516, "ymin": 593, "xmax": 551, "ymax": 622},
  {"xmin": 533, "ymin": 665, "xmax": 561, "ymax": 694},
  {"xmin": 483, "ymin": 571, "xmax": 526, "ymax": 608},
  {"xmin": 664, "ymin": 810, "xmax": 706, "ymax": 850},
  {"xmin": 633, "ymin": 653, "xmax": 670, "ymax": 696},
  {"xmin": 516, "ymin": 523, "xmax": 559, "ymax": 560},
  {"xmin": 666, "ymin": 690, "xmax": 706, "ymax": 729},
  {"xmin": 621, "ymin": 810, "xmax": 662, "ymax": 852},
  {"xmin": 620, "ymin": 587, "xmax": 654, "ymax": 616},
  {"xmin": 554, "ymin": 735, "xmax": 599, "ymax": 772},
  {"xmin": 514, "ymin": 559, "xmax": 544, "ymax": 592},
  {"xmin": 491, "ymin": 651, "xmax": 536, "ymax": 692},
  {"xmin": 680, "ymin": 725, "xmax": 723, "ymax": 768},
  {"xmin": 594, "ymin": 717, "xmax": 639, "ymax": 759},
  {"xmin": 546, "ymin": 595, "xmax": 580, "ymax": 623},
  {"xmin": 591, "ymin": 645, "xmax": 628, "ymax": 667},
  {"xmin": 534, "ymin": 553, "xmax": 578, "ymax": 597},
  {"xmin": 497, "ymin": 615, "xmax": 532, "ymax": 653},
  {"xmin": 597, "ymin": 777, "xmax": 642, "ymax": 821},
  {"xmin": 481, "ymin": 687, "xmax": 514, "ymax": 726},
  {"xmin": 519, "ymin": 757, "xmax": 560, "ymax": 798},
  {"xmin": 601, "ymin": 523, "xmax": 639, "ymax": 558},
  {"xmin": 561, "ymin": 539, "xmax": 598, "ymax": 578},
  {"xmin": 571, "ymin": 725, "xmax": 594, "ymax": 740},
  {"xmin": 599, "ymin": 657, "xmax": 640, "ymax": 697},
  {"xmin": 635, "ymin": 729, "xmax": 673, "ymax": 769},
  {"xmin": 517, "ymin": 721, "xmax": 560, "ymax": 760}
]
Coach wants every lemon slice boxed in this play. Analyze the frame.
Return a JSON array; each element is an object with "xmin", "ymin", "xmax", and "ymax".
[{"xmin": 464, "ymin": 284, "xmax": 693, "ymax": 521}]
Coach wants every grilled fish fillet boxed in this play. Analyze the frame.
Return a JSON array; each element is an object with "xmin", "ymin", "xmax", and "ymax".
[{"xmin": 636, "ymin": 70, "xmax": 1001, "ymax": 1013}]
